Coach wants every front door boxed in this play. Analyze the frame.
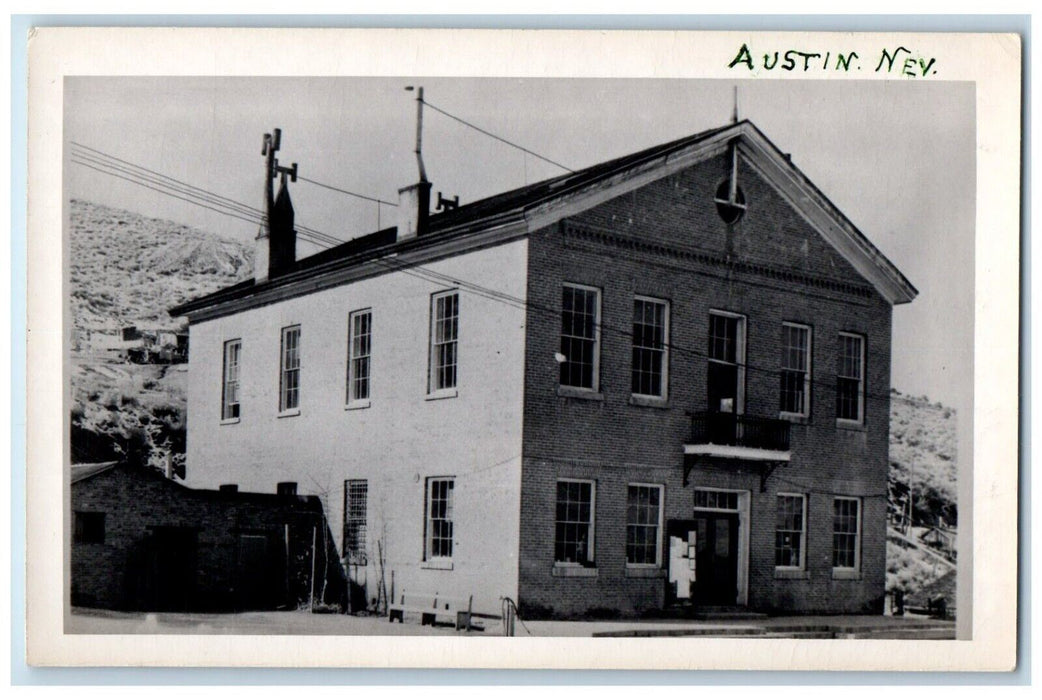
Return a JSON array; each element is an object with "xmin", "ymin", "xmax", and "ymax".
[{"xmin": 692, "ymin": 511, "xmax": 739, "ymax": 606}]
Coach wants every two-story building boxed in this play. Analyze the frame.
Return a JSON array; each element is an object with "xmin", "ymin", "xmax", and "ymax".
[{"xmin": 170, "ymin": 119, "xmax": 916, "ymax": 618}]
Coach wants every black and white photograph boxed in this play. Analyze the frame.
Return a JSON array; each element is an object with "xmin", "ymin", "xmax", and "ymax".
[{"xmin": 25, "ymin": 28, "xmax": 1020, "ymax": 670}]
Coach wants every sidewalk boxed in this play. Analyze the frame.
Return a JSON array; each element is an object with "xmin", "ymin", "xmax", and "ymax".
[{"xmin": 68, "ymin": 607, "xmax": 954, "ymax": 639}]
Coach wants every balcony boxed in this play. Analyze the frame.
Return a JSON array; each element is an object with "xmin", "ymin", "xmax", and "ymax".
[{"xmin": 684, "ymin": 411, "xmax": 792, "ymax": 461}]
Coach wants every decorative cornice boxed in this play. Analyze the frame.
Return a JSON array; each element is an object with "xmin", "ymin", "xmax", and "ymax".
[{"xmin": 561, "ymin": 222, "xmax": 876, "ymax": 300}]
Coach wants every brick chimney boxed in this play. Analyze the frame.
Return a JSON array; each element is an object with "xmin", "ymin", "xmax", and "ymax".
[
  {"xmin": 255, "ymin": 128, "xmax": 298, "ymax": 283},
  {"xmin": 396, "ymin": 180, "xmax": 432, "ymax": 241}
]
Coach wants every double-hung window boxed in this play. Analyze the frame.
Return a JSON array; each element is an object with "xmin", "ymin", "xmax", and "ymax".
[
  {"xmin": 707, "ymin": 311, "xmax": 746, "ymax": 413},
  {"xmin": 632, "ymin": 297, "xmax": 669, "ymax": 399},
  {"xmin": 279, "ymin": 325, "xmax": 301, "ymax": 413},
  {"xmin": 836, "ymin": 332, "xmax": 865, "ymax": 423},
  {"xmin": 775, "ymin": 494, "xmax": 807, "ymax": 570},
  {"xmin": 429, "ymin": 291, "xmax": 459, "ymax": 395},
  {"xmin": 554, "ymin": 479, "xmax": 595, "ymax": 566},
  {"xmin": 222, "ymin": 339, "xmax": 242, "ymax": 420},
  {"xmin": 559, "ymin": 284, "xmax": 601, "ymax": 392},
  {"xmin": 424, "ymin": 477, "xmax": 455, "ymax": 561},
  {"xmin": 626, "ymin": 484, "xmax": 663, "ymax": 567},
  {"xmin": 347, "ymin": 309, "xmax": 372, "ymax": 405},
  {"xmin": 780, "ymin": 323, "xmax": 812, "ymax": 417},
  {"xmin": 343, "ymin": 479, "xmax": 368, "ymax": 565},
  {"xmin": 832, "ymin": 497, "xmax": 862, "ymax": 573}
]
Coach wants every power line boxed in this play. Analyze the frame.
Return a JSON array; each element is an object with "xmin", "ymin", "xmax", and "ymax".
[
  {"xmin": 422, "ymin": 98, "xmax": 574, "ymax": 174},
  {"xmin": 70, "ymin": 145, "xmax": 348, "ymax": 249},
  {"xmin": 297, "ymin": 175, "xmax": 397, "ymax": 208},
  {"xmin": 72, "ymin": 142, "xmax": 902, "ymax": 405}
]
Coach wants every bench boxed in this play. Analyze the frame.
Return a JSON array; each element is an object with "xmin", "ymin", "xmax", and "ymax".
[{"xmin": 388, "ymin": 591, "xmax": 474, "ymax": 631}]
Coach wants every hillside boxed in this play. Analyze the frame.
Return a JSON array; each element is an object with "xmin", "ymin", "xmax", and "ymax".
[
  {"xmin": 888, "ymin": 389, "xmax": 958, "ymax": 525},
  {"xmin": 69, "ymin": 199, "xmax": 253, "ymax": 335},
  {"xmin": 69, "ymin": 199, "xmax": 252, "ymax": 472}
]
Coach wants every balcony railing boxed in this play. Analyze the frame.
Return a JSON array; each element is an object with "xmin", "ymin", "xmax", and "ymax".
[{"xmin": 687, "ymin": 411, "xmax": 791, "ymax": 454}]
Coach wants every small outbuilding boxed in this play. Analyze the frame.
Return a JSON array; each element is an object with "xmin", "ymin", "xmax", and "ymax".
[{"xmin": 70, "ymin": 462, "xmax": 345, "ymax": 612}]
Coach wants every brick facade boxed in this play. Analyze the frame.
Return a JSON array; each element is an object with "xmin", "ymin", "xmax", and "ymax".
[
  {"xmin": 70, "ymin": 464, "xmax": 345, "ymax": 612},
  {"xmin": 518, "ymin": 153, "xmax": 892, "ymax": 618},
  {"xmin": 172, "ymin": 122, "xmax": 910, "ymax": 621}
]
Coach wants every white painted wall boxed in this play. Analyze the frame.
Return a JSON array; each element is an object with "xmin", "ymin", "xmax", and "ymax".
[{"xmin": 186, "ymin": 239, "xmax": 528, "ymax": 613}]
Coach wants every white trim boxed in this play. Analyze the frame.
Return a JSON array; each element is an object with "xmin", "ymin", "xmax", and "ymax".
[
  {"xmin": 832, "ymin": 496, "xmax": 863, "ymax": 575},
  {"xmin": 683, "ymin": 444, "xmax": 791, "ymax": 461},
  {"xmin": 559, "ymin": 283, "xmax": 602, "ymax": 393},
  {"xmin": 774, "ymin": 492, "xmax": 808, "ymax": 572},
  {"xmin": 780, "ymin": 321, "xmax": 812, "ymax": 419},
  {"xmin": 735, "ymin": 130, "xmax": 917, "ymax": 305},
  {"xmin": 427, "ymin": 289, "xmax": 460, "ymax": 396},
  {"xmin": 631, "ymin": 295, "xmax": 670, "ymax": 401},
  {"xmin": 346, "ymin": 307, "xmax": 372, "ymax": 406},
  {"xmin": 278, "ymin": 324, "xmax": 301, "ymax": 413},
  {"xmin": 707, "ymin": 309, "xmax": 746, "ymax": 415},
  {"xmin": 690, "ymin": 487, "xmax": 751, "ymax": 606},
  {"xmin": 423, "ymin": 475, "xmax": 456, "ymax": 564},
  {"xmin": 554, "ymin": 478, "xmax": 596, "ymax": 565},
  {"xmin": 521, "ymin": 123, "xmax": 915, "ymax": 305},
  {"xmin": 837, "ymin": 331, "xmax": 866, "ymax": 425},
  {"xmin": 625, "ymin": 482, "xmax": 665, "ymax": 568},
  {"xmin": 221, "ymin": 338, "xmax": 242, "ymax": 422}
]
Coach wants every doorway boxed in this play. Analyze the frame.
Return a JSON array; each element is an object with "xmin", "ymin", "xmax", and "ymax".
[
  {"xmin": 667, "ymin": 489, "xmax": 750, "ymax": 608},
  {"xmin": 691, "ymin": 511, "xmax": 739, "ymax": 605}
]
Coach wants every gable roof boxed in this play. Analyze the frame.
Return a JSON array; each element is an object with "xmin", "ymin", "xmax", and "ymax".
[{"xmin": 171, "ymin": 120, "xmax": 916, "ymax": 319}]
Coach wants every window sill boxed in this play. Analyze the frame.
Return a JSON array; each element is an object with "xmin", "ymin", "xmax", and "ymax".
[
  {"xmin": 557, "ymin": 386, "xmax": 604, "ymax": 401},
  {"xmin": 421, "ymin": 559, "xmax": 454, "ymax": 571},
  {"xmin": 774, "ymin": 568, "xmax": 810, "ymax": 580},
  {"xmin": 220, "ymin": 417, "xmax": 240, "ymax": 426},
  {"xmin": 629, "ymin": 395, "xmax": 669, "ymax": 409},
  {"xmin": 345, "ymin": 399, "xmax": 371, "ymax": 411},
  {"xmin": 277, "ymin": 408, "xmax": 301, "ymax": 419},
  {"xmin": 624, "ymin": 566, "xmax": 665, "ymax": 578},
  {"xmin": 836, "ymin": 419, "xmax": 866, "ymax": 432},
  {"xmin": 552, "ymin": 564, "xmax": 599, "ymax": 578},
  {"xmin": 426, "ymin": 389, "xmax": 458, "ymax": 402},
  {"xmin": 831, "ymin": 569, "xmax": 862, "ymax": 580},
  {"xmin": 780, "ymin": 412, "xmax": 809, "ymax": 424}
]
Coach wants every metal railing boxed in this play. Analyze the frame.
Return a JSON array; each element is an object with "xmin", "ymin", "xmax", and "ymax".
[{"xmin": 688, "ymin": 411, "xmax": 791, "ymax": 452}]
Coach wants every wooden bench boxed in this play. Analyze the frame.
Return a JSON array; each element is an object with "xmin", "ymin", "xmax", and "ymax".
[{"xmin": 388, "ymin": 591, "xmax": 474, "ymax": 631}]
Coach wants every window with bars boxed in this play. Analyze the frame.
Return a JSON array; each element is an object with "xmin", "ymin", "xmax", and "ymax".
[
  {"xmin": 626, "ymin": 484, "xmax": 663, "ymax": 566},
  {"xmin": 833, "ymin": 497, "xmax": 861, "ymax": 570},
  {"xmin": 775, "ymin": 494, "xmax": 806, "ymax": 569},
  {"xmin": 554, "ymin": 480, "xmax": 595, "ymax": 565},
  {"xmin": 780, "ymin": 323, "xmax": 812, "ymax": 417},
  {"xmin": 347, "ymin": 309, "xmax": 372, "ymax": 404},
  {"xmin": 279, "ymin": 325, "xmax": 301, "ymax": 412},
  {"xmin": 343, "ymin": 479, "xmax": 368, "ymax": 565},
  {"xmin": 836, "ymin": 332, "xmax": 865, "ymax": 423},
  {"xmin": 222, "ymin": 339, "xmax": 241, "ymax": 420},
  {"xmin": 693, "ymin": 489, "xmax": 739, "ymax": 511},
  {"xmin": 559, "ymin": 284, "xmax": 601, "ymax": 391},
  {"xmin": 425, "ymin": 477, "xmax": 454, "ymax": 560},
  {"xmin": 631, "ymin": 297, "xmax": 669, "ymax": 398},
  {"xmin": 429, "ymin": 291, "xmax": 459, "ymax": 394}
]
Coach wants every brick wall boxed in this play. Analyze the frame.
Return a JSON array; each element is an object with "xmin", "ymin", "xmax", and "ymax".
[
  {"xmin": 518, "ymin": 153, "xmax": 893, "ymax": 618},
  {"xmin": 70, "ymin": 464, "xmax": 345, "ymax": 612}
]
